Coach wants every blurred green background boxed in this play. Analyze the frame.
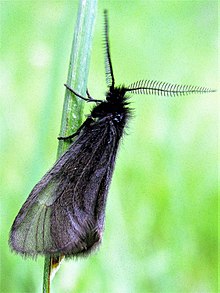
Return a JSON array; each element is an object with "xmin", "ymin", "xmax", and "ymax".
[{"xmin": 0, "ymin": 1, "xmax": 218, "ymax": 293}]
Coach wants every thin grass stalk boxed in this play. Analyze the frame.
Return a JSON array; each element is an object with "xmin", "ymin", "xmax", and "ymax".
[{"xmin": 42, "ymin": 1, "xmax": 97, "ymax": 292}]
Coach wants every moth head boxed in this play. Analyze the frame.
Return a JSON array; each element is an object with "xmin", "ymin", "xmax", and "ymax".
[{"xmin": 106, "ymin": 86, "xmax": 127, "ymax": 103}]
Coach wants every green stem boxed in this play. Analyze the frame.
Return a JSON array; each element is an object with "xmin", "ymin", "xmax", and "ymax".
[{"xmin": 42, "ymin": 1, "xmax": 97, "ymax": 292}]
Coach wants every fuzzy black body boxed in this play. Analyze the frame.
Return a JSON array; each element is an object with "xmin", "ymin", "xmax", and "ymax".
[{"xmin": 9, "ymin": 87, "xmax": 131, "ymax": 257}]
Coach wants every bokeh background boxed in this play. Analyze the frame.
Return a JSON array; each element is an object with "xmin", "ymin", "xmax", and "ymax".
[{"xmin": 0, "ymin": 1, "xmax": 218, "ymax": 293}]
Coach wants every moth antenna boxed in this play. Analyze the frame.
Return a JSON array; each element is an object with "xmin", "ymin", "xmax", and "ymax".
[
  {"xmin": 103, "ymin": 10, "xmax": 115, "ymax": 90},
  {"xmin": 124, "ymin": 80, "xmax": 216, "ymax": 96}
]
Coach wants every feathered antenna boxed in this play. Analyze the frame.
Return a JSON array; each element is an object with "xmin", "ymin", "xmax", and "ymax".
[
  {"xmin": 124, "ymin": 80, "xmax": 216, "ymax": 96},
  {"xmin": 103, "ymin": 10, "xmax": 115, "ymax": 90}
]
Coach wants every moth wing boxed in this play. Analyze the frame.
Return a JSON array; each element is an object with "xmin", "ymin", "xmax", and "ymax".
[
  {"xmin": 9, "ymin": 122, "xmax": 118, "ymax": 257},
  {"xmin": 9, "ymin": 174, "xmax": 75, "ymax": 257}
]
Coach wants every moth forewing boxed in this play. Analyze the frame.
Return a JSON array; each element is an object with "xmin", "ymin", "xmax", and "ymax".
[{"xmin": 9, "ymin": 111, "xmax": 129, "ymax": 257}]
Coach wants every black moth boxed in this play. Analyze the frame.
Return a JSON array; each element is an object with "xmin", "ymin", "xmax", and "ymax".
[{"xmin": 9, "ymin": 11, "xmax": 215, "ymax": 258}]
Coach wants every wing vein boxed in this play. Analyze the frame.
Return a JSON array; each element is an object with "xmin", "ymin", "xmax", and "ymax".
[{"xmin": 73, "ymin": 125, "xmax": 109, "ymax": 196}]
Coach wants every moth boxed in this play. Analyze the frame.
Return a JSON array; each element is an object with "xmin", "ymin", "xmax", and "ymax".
[{"xmin": 9, "ymin": 10, "xmax": 215, "ymax": 258}]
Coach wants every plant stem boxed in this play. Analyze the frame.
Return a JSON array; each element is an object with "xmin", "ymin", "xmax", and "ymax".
[{"xmin": 42, "ymin": 1, "xmax": 97, "ymax": 292}]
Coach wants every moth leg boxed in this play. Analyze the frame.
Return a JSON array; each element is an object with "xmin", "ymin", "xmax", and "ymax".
[
  {"xmin": 65, "ymin": 83, "xmax": 90, "ymax": 102},
  {"xmin": 65, "ymin": 84, "xmax": 101, "ymax": 103},
  {"xmin": 57, "ymin": 132, "xmax": 79, "ymax": 141},
  {"xmin": 86, "ymin": 89, "xmax": 97, "ymax": 101},
  {"xmin": 58, "ymin": 117, "xmax": 94, "ymax": 140}
]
